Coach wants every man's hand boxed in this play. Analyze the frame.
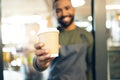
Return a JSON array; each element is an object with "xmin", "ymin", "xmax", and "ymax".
[{"xmin": 34, "ymin": 42, "xmax": 55, "ymax": 70}]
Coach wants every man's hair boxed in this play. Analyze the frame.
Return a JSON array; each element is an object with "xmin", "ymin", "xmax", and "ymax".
[
  {"xmin": 53, "ymin": 0, "xmax": 71, "ymax": 8},
  {"xmin": 53, "ymin": 0, "xmax": 58, "ymax": 3}
]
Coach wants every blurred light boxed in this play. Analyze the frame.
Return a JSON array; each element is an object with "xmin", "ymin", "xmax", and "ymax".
[
  {"xmin": 38, "ymin": 19, "xmax": 48, "ymax": 31},
  {"xmin": 86, "ymin": 25, "xmax": 92, "ymax": 32},
  {"xmin": 16, "ymin": 58, "xmax": 22, "ymax": 66},
  {"xmin": 11, "ymin": 60, "xmax": 17, "ymax": 66},
  {"xmin": 106, "ymin": 20, "xmax": 112, "ymax": 29},
  {"xmin": 11, "ymin": 58, "xmax": 22, "ymax": 66},
  {"xmin": 88, "ymin": 16, "xmax": 92, "ymax": 21},
  {"xmin": 3, "ymin": 47, "xmax": 16, "ymax": 54},
  {"xmin": 1, "ymin": 24, "xmax": 26, "ymax": 44},
  {"xmin": 111, "ymin": 20, "xmax": 120, "ymax": 42},
  {"xmin": 30, "ymin": 30, "xmax": 36, "ymax": 36},
  {"xmin": 75, "ymin": 21, "xmax": 90, "ymax": 27},
  {"xmin": 71, "ymin": 0, "xmax": 85, "ymax": 7},
  {"xmin": 119, "ymin": 16, "xmax": 120, "ymax": 20},
  {"xmin": 1, "ymin": 15, "xmax": 47, "ymax": 44},
  {"xmin": 2, "ymin": 15, "xmax": 42, "ymax": 24},
  {"xmin": 106, "ymin": 5, "xmax": 120, "ymax": 10}
]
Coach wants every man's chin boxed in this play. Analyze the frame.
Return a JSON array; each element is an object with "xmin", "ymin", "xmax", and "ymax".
[{"xmin": 59, "ymin": 18, "xmax": 74, "ymax": 28}]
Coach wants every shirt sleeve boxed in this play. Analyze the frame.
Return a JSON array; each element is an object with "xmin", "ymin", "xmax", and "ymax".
[{"xmin": 33, "ymin": 56, "xmax": 43, "ymax": 72}]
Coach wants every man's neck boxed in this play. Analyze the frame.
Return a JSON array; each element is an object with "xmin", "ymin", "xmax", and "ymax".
[{"xmin": 62, "ymin": 22, "xmax": 76, "ymax": 31}]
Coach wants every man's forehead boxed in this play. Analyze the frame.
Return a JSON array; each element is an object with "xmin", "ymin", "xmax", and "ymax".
[{"xmin": 54, "ymin": 0, "xmax": 71, "ymax": 4}]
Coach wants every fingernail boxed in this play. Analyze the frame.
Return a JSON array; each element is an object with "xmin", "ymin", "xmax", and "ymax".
[{"xmin": 46, "ymin": 54, "xmax": 51, "ymax": 57}]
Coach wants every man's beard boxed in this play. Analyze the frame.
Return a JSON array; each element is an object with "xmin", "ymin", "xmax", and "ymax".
[{"xmin": 58, "ymin": 15, "xmax": 74, "ymax": 28}]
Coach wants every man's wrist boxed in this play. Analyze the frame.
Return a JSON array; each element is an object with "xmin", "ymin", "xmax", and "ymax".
[{"xmin": 33, "ymin": 56, "xmax": 45, "ymax": 72}]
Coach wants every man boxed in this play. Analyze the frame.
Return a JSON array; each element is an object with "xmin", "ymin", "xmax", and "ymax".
[{"xmin": 33, "ymin": 0, "xmax": 94, "ymax": 80}]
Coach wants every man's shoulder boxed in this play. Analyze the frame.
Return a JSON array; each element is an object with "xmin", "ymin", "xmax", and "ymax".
[
  {"xmin": 76, "ymin": 26, "xmax": 91, "ymax": 34},
  {"xmin": 77, "ymin": 26, "xmax": 93, "ymax": 45}
]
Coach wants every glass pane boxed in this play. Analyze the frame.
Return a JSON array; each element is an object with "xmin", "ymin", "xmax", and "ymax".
[
  {"xmin": 2, "ymin": 0, "xmax": 92, "ymax": 80},
  {"xmin": 106, "ymin": 0, "xmax": 120, "ymax": 79}
]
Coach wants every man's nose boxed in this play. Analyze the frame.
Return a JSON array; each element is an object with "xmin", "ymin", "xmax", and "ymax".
[{"xmin": 62, "ymin": 10, "xmax": 68, "ymax": 16}]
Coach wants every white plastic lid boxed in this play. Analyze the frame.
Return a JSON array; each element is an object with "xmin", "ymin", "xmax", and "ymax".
[{"xmin": 38, "ymin": 28, "xmax": 59, "ymax": 34}]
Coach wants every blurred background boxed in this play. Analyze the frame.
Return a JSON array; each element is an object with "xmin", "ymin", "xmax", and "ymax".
[{"xmin": 1, "ymin": 0, "xmax": 120, "ymax": 80}]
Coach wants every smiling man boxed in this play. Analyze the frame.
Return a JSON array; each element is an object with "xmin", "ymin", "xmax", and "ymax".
[{"xmin": 33, "ymin": 0, "xmax": 94, "ymax": 80}]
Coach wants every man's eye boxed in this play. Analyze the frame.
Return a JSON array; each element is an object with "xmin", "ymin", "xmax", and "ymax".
[
  {"xmin": 56, "ymin": 9, "xmax": 61, "ymax": 13},
  {"xmin": 65, "ymin": 6, "xmax": 70, "ymax": 10}
]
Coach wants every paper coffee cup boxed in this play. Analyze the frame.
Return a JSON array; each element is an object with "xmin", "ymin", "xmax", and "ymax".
[{"xmin": 38, "ymin": 28, "xmax": 59, "ymax": 57}]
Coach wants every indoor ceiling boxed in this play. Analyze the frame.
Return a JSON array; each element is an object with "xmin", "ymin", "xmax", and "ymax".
[{"xmin": 2, "ymin": 0, "xmax": 120, "ymax": 20}]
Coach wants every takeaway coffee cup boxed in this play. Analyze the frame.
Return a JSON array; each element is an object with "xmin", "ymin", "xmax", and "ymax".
[{"xmin": 38, "ymin": 28, "xmax": 59, "ymax": 57}]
